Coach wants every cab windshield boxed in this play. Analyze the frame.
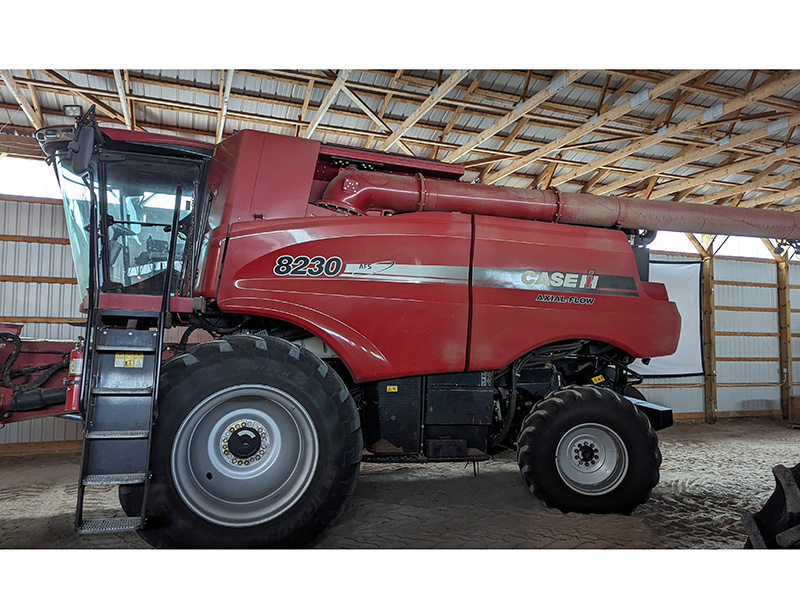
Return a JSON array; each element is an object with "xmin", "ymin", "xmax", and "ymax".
[{"xmin": 55, "ymin": 151, "xmax": 202, "ymax": 295}]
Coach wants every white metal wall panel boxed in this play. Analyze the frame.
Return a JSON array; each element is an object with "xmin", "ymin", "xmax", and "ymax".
[
  {"xmin": 0, "ymin": 241, "xmax": 75, "ymax": 278},
  {"xmin": 639, "ymin": 376, "xmax": 704, "ymax": 414},
  {"xmin": 717, "ymin": 387, "xmax": 781, "ymax": 412},
  {"xmin": 714, "ymin": 258, "xmax": 783, "ymax": 414},
  {"xmin": 0, "ymin": 417, "xmax": 81, "ymax": 444},
  {"xmin": 718, "ymin": 335, "xmax": 779, "ymax": 358},
  {"xmin": 714, "ymin": 257, "xmax": 777, "ymax": 284},
  {"xmin": 715, "ymin": 310, "xmax": 778, "ymax": 333},
  {"xmin": 0, "ymin": 201, "xmax": 68, "ymax": 237},
  {"xmin": 715, "ymin": 285, "xmax": 776, "ymax": 308}
]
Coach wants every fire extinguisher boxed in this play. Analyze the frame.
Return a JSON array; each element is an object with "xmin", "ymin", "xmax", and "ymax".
[{"xmin": 65, "ymin": 338, "xmax": 84, "ymax": 413}]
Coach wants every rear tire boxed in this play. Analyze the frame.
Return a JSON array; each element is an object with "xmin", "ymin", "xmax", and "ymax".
[
  {"xmin": 516, "ymin": 385, "xmax": 660, "ymax": 514},
  {"xmin": 120, "ymin": 334, "xmax": 362, "ymax": 548}
]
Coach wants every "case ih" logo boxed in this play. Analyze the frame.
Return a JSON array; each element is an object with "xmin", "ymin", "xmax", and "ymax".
[{"xmin": 520, "ymin": 269, "xmax": 599, "ymax": 289}]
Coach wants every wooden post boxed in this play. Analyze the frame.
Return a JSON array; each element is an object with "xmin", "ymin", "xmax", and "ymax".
[
  {"xmin": 777, "ymin": 259, "xmax": 792, "ymax": 419},
  {"xmin": 762, "ymin": 239, "xmax": 793, "ymax": 419},
  {"xmin": 699, "ymin": 234, "xmax": 718, "ymax": 424}
]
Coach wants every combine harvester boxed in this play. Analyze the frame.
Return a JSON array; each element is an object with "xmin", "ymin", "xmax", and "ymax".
[{"xmin": 2, "ymin": 106, "xmax": 798, "ymax": 548}]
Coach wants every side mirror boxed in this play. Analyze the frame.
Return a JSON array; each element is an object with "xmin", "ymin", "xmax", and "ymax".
[{"xmin": 69, "ymin": 125, "xmax": 95, "ymax": 175}]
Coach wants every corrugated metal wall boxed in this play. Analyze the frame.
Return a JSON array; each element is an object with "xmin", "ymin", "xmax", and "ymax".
[
  {"xmin": 642, "ymin": 252, "xmax": 787, "ymax": 418},
  {"xmin": 1, "ymin": 198, "xmax": 84, "ymax": 443},
  {"xmin": 714, "ymin": 257, "xmax": 782, "ymax": 414},
  {"xmin": 790, "ymin": 262, "xmax": 800, "ymax": 398}
]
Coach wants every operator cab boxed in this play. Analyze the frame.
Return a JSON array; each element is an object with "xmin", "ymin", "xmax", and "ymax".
[{"xmin": 36, "ymin": 107, "xmax": 212, "ymax": 299}]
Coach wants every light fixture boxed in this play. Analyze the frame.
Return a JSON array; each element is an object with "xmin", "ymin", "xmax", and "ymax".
[{"xmin": 62, "ymin": 105, "xmax": 83, "ymax": 118}]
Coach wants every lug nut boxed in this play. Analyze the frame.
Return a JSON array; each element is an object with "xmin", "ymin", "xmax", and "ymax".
[{"xmin": 591, "ymin": 460, "xmax": 596, "ymax": 464}]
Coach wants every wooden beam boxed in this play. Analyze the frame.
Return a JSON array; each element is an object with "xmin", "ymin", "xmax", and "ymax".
[
  {"xmin": 0, "ymin": 234, "xmax": 69, "ymax": 245},
  {"xmin": 689, "ymin": 167, "xmax": 799, "ymax": 206},
  {"xmin": 297, "ymin": 70, "xmax": 315, "ymax": 137},
  {"xmin": 22, "ymin": 70, "xmax": 42, "ymax": 127},
  {"xmin": 0, "ymin": 316, "xmax": 83, "ymax": 324},
  {"xmin": 552, "ymin": 71, "xmax": 800, "ymax": 188},
  {"xmin": 14, "ymin": 70, "xmax": 800, "ymax": 173},
  {"xmin": 685, "ymin": 232, "xmax": 710, "ymax": 258},
  {"xmin": 364, "ymin": 69, "xmax": 403, "ymax": 150},
  {"xmin": 0, "ymin": 70, "xmax": 43, "ymax": 129},
  {"xmin": 0, "ymin": 276, "xmax": 77, "ymax": 284},
  {"xmin": 216, "ymin": 69, "xmax": 235, "ymax": 144},
  {"xmin": 739, "ymin": 180, "xmax": 800, "ymax": 209},
  {"xmin": 484, "ymin": 70, "xmax": 704, "ymax": 184},
  {"xmin": 112, "ymin": 69, "xmax": 133, "ymax": 130},
  {"xmin": 0, "ymin": 133, "xmax": 42, "ymax": 159},
  {"xmin": 0, "ymin": 194, "xmax": 61, "ymax": 206},
  {"xmin": 378, "ymin": 69, "xmax": 471, "ymax": 152},
  {"xmin": 443, "ymin": 70, "xmax": 587, "ymax": 163},
  {"xmin": 594, "ymin": 114, "xmax": 800, "ymax": 196},
  {"xmin": 762, "ymin": 238, "xmax": 793, "ymax": 418},
  {"xmin": 699, "ymin": 233, "xmax": 717, "ymax": 424},
  {"xmin": 430, "ymin": 74, "xmax": 485, "ymax": 160},
  {"xmin": 341, "ymin": 85, "xmax": 414, "ymax": 156},
  {"xmin": 41, "ymin": 70, "xmax": 128, "ymax": 127},
  {"xmin": 652, "ymin": 144, "xmax": 800, "ymax": 200},
  {"xmin": 303, "ymin": 69, "xmax": 352, "ymax": 139}
]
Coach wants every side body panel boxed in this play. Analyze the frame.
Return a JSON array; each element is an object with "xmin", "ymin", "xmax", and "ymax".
[
  {"xmin": 215, "ymin": 213, "xmax": 473, "ymax": 381},
  {"xmin": 468, "ymin": 216, "xmax": 681, "ymax": 369},
  {"xmin": 214, "ymin": 212, "xmax": 681, "ymax": 383}
]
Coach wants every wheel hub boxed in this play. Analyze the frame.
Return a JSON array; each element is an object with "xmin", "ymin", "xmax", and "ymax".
[
  {"xmin": 221, "ymin": 420, "xmax": 268, "ymax": 465},
  {"xmin": 555, "ymin": 423, "xmax": 629, "ymax": 496}
]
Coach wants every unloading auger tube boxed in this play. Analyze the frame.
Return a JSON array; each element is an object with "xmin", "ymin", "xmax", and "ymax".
[{"xmin": 321, "ymin": 168, "xmax": 800, "ymax": 240}]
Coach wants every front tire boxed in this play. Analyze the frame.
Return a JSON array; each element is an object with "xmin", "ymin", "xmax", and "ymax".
[
  {"xmin": 517, "ymin": 385, "xmax": 660, "ymax": 514},
  {"xmin": 121, "ymin": 334, "xmax": 362, "ymax": 548}
]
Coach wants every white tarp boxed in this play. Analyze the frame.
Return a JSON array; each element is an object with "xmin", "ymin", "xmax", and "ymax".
[{"xmin": 633, "ymin": 261, "xmax": 703, "ymax": 377}]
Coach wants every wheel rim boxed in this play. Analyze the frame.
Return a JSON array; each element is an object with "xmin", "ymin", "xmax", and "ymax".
[
  {"xmin": 554, "ymin": 423, "xmax": 628, "ymax": 496},
  {"xmin": 171, "ymin": 384, "xmax": 319, "ymax": 527}
]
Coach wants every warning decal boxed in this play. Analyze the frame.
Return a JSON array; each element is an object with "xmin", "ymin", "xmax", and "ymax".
[{"xmin": 114, "ymin": 353, "xmax": 144, "ymax": 368}]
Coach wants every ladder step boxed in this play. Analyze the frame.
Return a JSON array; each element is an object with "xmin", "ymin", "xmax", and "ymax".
[
  {"xmin": 78, "ymin": 517, "xmax": 142, "ymax": 534},
  {"xmin": 92, "ymin": 387, "xmax": 153, "ymax": 396},
  {"xmin": 86, "ymin": 429, "xmax": 149, "ymax": 440},
  {"xmin": 83, "ymin": 473, "xmax": 146, "ymax": 485}
]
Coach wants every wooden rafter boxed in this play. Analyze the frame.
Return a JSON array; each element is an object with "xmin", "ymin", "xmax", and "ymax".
[
  {"xmin": 297, "ymin": 70, "xmax": 316, "ymax": 137},
  {"xmin": 593, "ymin": 113, "xmax": 800, "ymax": 195},
  {"xmin": 22, "ymin": 70, "xmax": 42, "ymax": 125},
  {"xmin": 112, "ymin": 69, "xmax": 133, "ymax": 130},
  {"xmin": 0, "ymin": 69, "xmax": 43, "ymax": 129},
  {"xmin": 41, "ymin": 70, "xmax": 128, "ymax": 126},
  {"xmin": 303, "ymin": 69, "xmax": 352, "ymax": 139},
  {"xmin": 341, "ymin": 85, "xmax": 414, "ymax": 156},
  {"xmin": 430, "ymin": 74, "xmax": 485, "ymax": 160},
  {"xmin": 483, "ymin": 70, "xmax": 704, "ymax": 184},
  {"xmin": 652, "ymin": 145, "xmax": 800, "ymax": 200},
  {"xmin": 216, "ymin": 69, "xmax": 235, "ymax": 144},
  {"xmin": 364, "ymin": 69, "xmax": 403, "ymax": 150},
  {"xmin": 551, "ymin": 71, "xmax": 800, "ymax": 188},
  {"xmin": 12, "ymin": 70, "xmax": 799, "ymax": 171},
  {"xmin": 691, "ymin": 167, "xmax": 798, "ymax": 206},
  {"xmin": 743, "ymin": 182, "xmax": 800, "ymax": 209},
  {"xmin": 443, "ymin": 70, "xmax": 587, "ymax": 163},
  {"xmin": 378, "ymin": 69, "xmax": 471, "ymax": 152}
]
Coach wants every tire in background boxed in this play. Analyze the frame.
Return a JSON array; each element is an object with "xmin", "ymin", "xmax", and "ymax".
[
  {"xmin": 742, "ymin": 462, "xmax": 800, "ymax": 549},
  {"xmin": 516, "ymin": 384, "xmax": 661, "ymax": 514}
]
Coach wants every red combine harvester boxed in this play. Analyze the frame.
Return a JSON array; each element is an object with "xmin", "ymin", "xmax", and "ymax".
[{"xmin": 2, "ymin": 106, "xmax": 798, "ymax": 548}]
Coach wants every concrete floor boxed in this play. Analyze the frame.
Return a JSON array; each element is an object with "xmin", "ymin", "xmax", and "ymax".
[{"xmin": 0, "ymin": 418, "xmax": 798, "ymax": 549}]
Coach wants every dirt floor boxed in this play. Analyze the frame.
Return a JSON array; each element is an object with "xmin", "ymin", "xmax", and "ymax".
[{"xmin": 0, "ymin": 418, "xmax": 798, "ymax": 549}]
